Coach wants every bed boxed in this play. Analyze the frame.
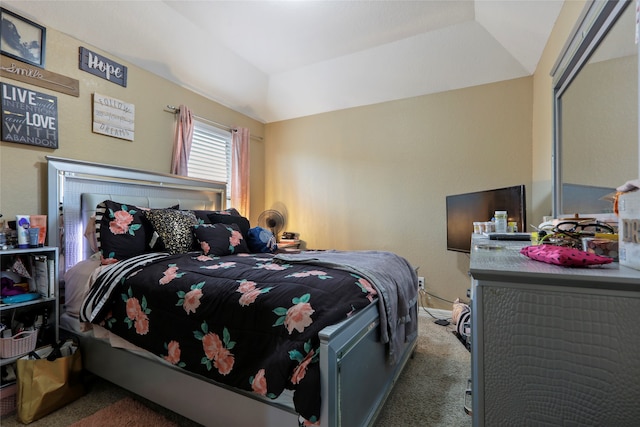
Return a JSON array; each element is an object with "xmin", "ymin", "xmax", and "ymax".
[{"xmin": 46, "ymin": 156, "xmax": 418, "ymax": 427}]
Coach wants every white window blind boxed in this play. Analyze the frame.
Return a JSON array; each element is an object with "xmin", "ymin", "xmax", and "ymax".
[{"xmin": 187, "ymin": 120, "xmax": 232, "ymax": 204}]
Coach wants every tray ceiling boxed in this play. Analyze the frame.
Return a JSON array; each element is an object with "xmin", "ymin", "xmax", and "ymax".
[{"xmin": 4, "ymin": 1, "xmax": 564, "ymax": 123}]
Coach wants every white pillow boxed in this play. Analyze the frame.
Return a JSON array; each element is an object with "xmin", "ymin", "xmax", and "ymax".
[
  {"xmin": 83, "ymin": 215, "xmax": 99, "ymax": 254},
  {"xmin": 63, "ymin": 257, "xmax": 101, "ymax": 317}
]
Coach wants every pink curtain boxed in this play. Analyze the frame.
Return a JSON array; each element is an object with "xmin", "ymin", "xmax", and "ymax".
[
  {"xmin": 170, "ymin": 105, "xmax": 194, "ymax": 175},
  {"xmin": 231, "ymin": 127, "xmax": 250, "ymax": 217}
]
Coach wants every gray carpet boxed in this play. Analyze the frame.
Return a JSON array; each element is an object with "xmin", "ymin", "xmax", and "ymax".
[
  {"xmin": 373, "ymin": 310, "xmax": 471, "ymax": 426},
  {"xmin": 1, "ymin": 311, "xmax": 471, "ymax": 427}
]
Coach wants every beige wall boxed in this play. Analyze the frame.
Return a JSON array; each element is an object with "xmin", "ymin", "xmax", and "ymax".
[
  {"xmin": 1, "ymin": 1, "xmax": 589, "ymax": 309},
  {"xmin": 0, "ymin": 19, "xmax": 265, "ymax": 225},
  {"xmin": 263, "ymin": 1, "xmax": 591, "ymax": 309},
  {"xmin": 531, "ymin": 0, "xmax": 587, "ymax": 224},
  {"xmin": 265, "ymin": 78, "xmax": 533, "ymax": 308}
]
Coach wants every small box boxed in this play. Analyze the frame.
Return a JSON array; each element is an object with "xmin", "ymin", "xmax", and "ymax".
[
  {"xmin": 0, "ymin": 383, "xmax": 17, "ymax": 416},
  {"xmin": 618, "ymin": 190, "xmax": 640, "ymax": 270}
]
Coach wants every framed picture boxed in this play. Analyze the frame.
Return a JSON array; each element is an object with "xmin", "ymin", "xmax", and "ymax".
[{"xmin": 1, "ymin": 8, "xmax": 46, "ymax": 68}]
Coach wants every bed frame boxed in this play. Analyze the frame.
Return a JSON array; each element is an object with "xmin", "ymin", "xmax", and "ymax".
[{"xmin": 47, "ymin": 156, "xmax": 417, "ymax": 427}]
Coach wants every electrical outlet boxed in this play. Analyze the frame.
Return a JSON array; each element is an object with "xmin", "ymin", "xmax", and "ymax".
[{"xmin": 418, "ymin": 276, "xmax": 425, "ymax": 290}]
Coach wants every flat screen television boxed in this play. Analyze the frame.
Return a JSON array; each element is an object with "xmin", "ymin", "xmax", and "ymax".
[{"xmin": 446, "ymin": 185, "xmax": 526, "ymax": 253}]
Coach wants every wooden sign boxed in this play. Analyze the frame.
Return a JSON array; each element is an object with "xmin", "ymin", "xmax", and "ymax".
[
  {"xmin": 92, "ymin": 93, "xmax": 135, "ymax": 141},
  {"xmin": 79, "ymin": 47, "xmax": 127, "ymax": 87},
  {"xmin": 0, "ymin": 55, "xmax": 79, "ymax": 97},
  {"xmin": 1, "ymin": 82, "xmax": 58, "ymax": 148}
]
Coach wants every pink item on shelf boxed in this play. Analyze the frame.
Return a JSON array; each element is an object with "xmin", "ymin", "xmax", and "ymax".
[{"xmin": 520, "ymin": 244, "xmax": 614, "ymax": 267}]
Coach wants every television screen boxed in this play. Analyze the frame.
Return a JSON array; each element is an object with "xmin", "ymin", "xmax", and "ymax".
[{"xmin": 446, "ymin": 185, "xmax": 526, "ymax": 253}]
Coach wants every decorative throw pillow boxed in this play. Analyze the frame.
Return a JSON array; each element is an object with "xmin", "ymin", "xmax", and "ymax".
[
  {"xmin": 192, "ymin": 208, "xmax": 242, "ymax": 224},
  {"xmin": 451, "ymin": 298, "xmax": 469, "ymax": 325},
  {"xmin": 193, "ymin": 223, "xmax": 249, "ymax": 256},
  {"xmin": 192, "ymin": 210, "xmax": 213, "ymax": 225},
  {"xmin": 520, "ymin": 245, "xmax": 614, "ymax": 267},
  {"xmin": 207, "ymin": 211, "xmax": 250, "ymax": 242},
  {"xmin": 95, "ymin": 200, "xmax": 152, "ymax": 263},
  {"xmin": 246, "ymin": 226, "xmax": 278, "ymax": 253},
  {"xmin": 457, "ymin": 307, "xmax": 471, "ymax": 342},
  {"xmin": 143, "ymin": 209, "xmax": 198, "ymax": 255},
  {"xmin": 84, "ymin": 215, "xmax": 99, "ymax": 254}
]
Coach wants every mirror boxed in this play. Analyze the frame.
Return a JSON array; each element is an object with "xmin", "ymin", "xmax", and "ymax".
[{"xmin": 552, "ymin": 0, "xmax": 639, "ymax": 217}]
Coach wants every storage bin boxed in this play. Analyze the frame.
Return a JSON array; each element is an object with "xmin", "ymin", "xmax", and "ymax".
[
  {"xmin": 618, "ymin": 191, "xmax": 640, "ymax": 271},
  {"xmin": 0, "ymin": 330, "xmax": 38, "ymax": 359}
]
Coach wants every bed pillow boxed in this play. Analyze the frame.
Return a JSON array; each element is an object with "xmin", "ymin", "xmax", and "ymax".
[
  {"xmin": 84, "ymin": 215, "xmax": 99, "ymax": 254},
  {"xmin": 207, "ymin": 210, "xmax": 250, "ymax": 242},
  {"xmin": 95, "ymin": 200, "xmax": 153, "ymax": 263},
  {"xmin": 192, "ymin": 210, "xmax": 213, "ymax": 225},
  {"xmin": 63, "ymin": 257, "xmax": 101, "ymax": 317},
  {"xmin": 247, "ymin": 226, "xmax": 278, "ymax": 253},
  {"xmin": 143, "ymin": 209, "xmax": 198, "ymax": 255},
  {"xmin": 193, "ymin": 223, "xmax": 249, "ymax": 256},
  {"xmin": 192, "ymin": 208, "xmax": 241, "ymax": 225}
]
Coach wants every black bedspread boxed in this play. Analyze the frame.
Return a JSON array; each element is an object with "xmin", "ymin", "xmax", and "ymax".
[{"xmin": 80, "ymin": 251, "xmax": 383, "ymax": 424}]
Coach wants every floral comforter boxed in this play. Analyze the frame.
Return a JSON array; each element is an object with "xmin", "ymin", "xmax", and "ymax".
[{"xmin": 80, "ymin": 251, "xmax": 380, "ymax": 425}]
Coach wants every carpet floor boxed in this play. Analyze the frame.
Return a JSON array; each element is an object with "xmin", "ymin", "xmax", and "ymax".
[
  {"xmin": 0, "ymin": 310, "xmax": 471, "ymax": 427},
  {"xmin": 67, "ymin": 397, "xmax": 181, "ymax": 427}
]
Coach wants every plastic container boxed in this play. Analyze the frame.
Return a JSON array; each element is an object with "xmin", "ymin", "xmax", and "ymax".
[
  {"xmin": 618, "ymin": 191, "xmax": 640, "ymax": 270},
  {"xmin": 582, "ymin": 237, "xmax": 619, "ymax": 261},
  {"xmin": 473, "ymin": 222, "xmax": 482, "ymax": 234},
  {"xmin": 0, "ymin": 330, "xmax": 38, "ymax": 358},
  {"xmin": 494, "ymin": 211, "xmax": 507, "ymax": 233},
  {"xmin": 15, "ymin": 215, "xmax": 30, "ymax": 249}
]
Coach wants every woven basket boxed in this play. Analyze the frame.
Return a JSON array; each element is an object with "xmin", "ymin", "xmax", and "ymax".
[{"xmin": 0, "ymin": 330, "xmax": 38, "ymax": 358}]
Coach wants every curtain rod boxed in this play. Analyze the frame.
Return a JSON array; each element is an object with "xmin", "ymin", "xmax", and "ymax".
[{"xmin": 165, "ymin": 105, "xmax": 263, "ymax": 141}]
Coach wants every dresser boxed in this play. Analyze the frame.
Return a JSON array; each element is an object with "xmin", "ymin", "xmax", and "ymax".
[{"xmin": 468, "ymin": 235, "xmax": 640, "ymax": 426}]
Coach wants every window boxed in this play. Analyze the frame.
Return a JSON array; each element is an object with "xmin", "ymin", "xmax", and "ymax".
[{"xmin": 187, "ymin": 119, "xmax": 232, "ymax": 206}]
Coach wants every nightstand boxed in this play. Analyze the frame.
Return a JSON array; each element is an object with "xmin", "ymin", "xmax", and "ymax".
[{"xmin": 1, "ymin": 246, "xmax": 59, "ymax": 367}]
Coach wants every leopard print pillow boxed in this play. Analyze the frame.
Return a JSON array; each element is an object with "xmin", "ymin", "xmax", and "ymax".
[{"xmin": 144, "ymin": 209, "xmax": 198, "ymax": 254}]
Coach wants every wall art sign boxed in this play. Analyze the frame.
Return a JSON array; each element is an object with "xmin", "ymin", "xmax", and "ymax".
[
  {"xmin": 1, "ymin": 55, "xmax": 79, "ymax": 97},
  {"xmin": 79, "ymin": 47, "xmax": 127, "ymax": 87},
  {"xmin": 92, "ymin": 93, "xmax": 135, "ymax": 141},
  {"xmin": 1, "ymin": 82, "xmax": 58, "ymax": 148},
  {"xmin": 0, "ymin": 8, "xmax": 46, "ymax": 68}
]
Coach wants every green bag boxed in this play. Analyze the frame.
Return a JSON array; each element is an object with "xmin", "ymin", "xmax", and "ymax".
[{"xmin": 16, "ymin": 339, "xmax": 85, "ymax": 424}]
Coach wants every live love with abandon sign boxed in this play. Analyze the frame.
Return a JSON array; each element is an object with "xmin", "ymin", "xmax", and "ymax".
[
  {"xmin": 1, "ymin": 82, "xmax": 58, "ymax": 149},
  {"xmin": 93, "ymin": 93, "xmax": 135, "ymax": 141}
]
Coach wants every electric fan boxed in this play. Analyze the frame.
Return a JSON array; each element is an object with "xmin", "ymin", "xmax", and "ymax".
[{"xmin": 257, "ymin": 209, "xmax": 286, "ymax": 240}]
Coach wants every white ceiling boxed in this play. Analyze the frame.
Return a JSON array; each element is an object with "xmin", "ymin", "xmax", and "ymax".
[{"xmin": 4, "ymin": 0, "xmax": 564, "ymax": 123}]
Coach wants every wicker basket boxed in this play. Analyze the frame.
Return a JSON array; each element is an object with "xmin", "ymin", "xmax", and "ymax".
[{"xmin": 0, "ymin": 330, "xmax": 38, "ymax": 359}]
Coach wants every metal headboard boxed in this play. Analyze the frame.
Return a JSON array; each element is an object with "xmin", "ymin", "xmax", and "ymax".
[{"xmin": 46, "ymin": 156, "xmax": 226, "ymax": 273}]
